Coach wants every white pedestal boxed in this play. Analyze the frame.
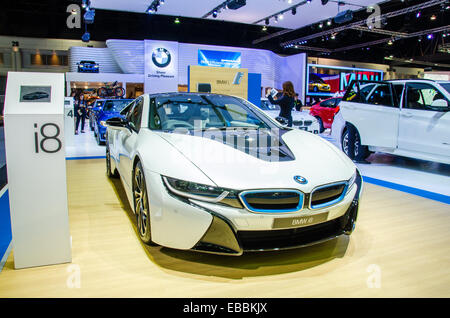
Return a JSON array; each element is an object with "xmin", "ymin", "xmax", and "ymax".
[{"xmin": 4, "ymin": 72, "xmax": 72, "ymax": 269}]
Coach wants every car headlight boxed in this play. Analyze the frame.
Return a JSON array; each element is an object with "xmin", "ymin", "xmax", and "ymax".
[
  {"xmin": 162, "ymin": 176, "xmax": 242, "ymax": 208},
  {"xmin": 346, "ymin": 170, "xmax": 357, "ymax": 194},
  {"xmin": 100, "ymin": 120, "xmax": 106, "ymax": 127}
]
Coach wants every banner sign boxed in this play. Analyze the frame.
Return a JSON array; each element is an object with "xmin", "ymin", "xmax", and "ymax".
[
  {"xmin": 144, "ymin": 40, "xmax": 179, "ymax": 94},
  {"xmin": 307, "ymin": 64, "xmax": 384, "ymax": 96},
  {"xmin": 189, "ymin": 65, "xmax": 248, "ymax": 100},
  {"xmin": 198, "ymin": 50, "xmax": 241, "ymax": 68}
]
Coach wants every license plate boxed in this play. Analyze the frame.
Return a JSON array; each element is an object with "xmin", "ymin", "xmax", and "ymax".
[{"xmin": 272, "ymin": 212, "xmax": 329, "ymax": 229}]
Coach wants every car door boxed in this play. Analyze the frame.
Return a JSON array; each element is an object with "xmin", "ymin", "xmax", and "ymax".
[
  {"xmin": 398, "ymin": 82, "xmax": 450, "ymax": 157},
  {"xmin": 340, "ymin": 81, "xmax": 399, "ymax": 148},
  {"xmin": 119, "ymin": 97, "xmax": 144, "ymax": 188}
]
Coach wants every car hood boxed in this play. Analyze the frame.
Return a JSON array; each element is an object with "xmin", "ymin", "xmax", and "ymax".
[{"xmin": 155, "ymin": 129, "xmax": 355, "ymax": 192}]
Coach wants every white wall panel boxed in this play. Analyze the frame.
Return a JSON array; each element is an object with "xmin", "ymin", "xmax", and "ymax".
[{"xmin": 106, "ymin": 39, "xmax": 145, "ymax": 74}]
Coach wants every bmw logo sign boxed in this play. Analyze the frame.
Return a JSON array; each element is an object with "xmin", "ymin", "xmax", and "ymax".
[
  {"xmin": 294, "ymin": 176, "xmax": 308, "ymax": 185},
  {"xmin": 152, "ymin": 48, "xmax": 171, "ymax": 68}
]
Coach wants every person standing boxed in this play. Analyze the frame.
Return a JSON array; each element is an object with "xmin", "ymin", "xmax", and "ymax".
[
  {"xmin": 268, "ymin": 81, "xmax": 296, "ymax": 127},
  {"xmin": 294, "ymin": 93, "xmax": 303, "ymax": 111},
  {"xmin": 75, "ymin": 94, "xmax": 87, "ymax": 135}
]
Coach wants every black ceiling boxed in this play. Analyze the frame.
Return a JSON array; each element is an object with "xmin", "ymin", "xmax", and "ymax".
[{"xmin": 1, "ymin": 0, "xmax": 449, "ymax": 70}]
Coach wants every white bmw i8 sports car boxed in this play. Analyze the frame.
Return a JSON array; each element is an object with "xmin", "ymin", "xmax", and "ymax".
[{"xmin": 105, "ymin": 93, "xmax": 363, "ymax": 255}]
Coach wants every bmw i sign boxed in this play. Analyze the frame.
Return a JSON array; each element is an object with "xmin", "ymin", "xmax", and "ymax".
[
  {"xmin": 152, "ymin": 48, "xmax": 171, "ymax": 68},
  {"xmin": 294, "ymin": 176, "xmax": 308, "ymax": 184}
]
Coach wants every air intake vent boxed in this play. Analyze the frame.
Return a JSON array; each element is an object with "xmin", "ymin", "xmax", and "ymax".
[{"xmin": 310, "ymin": 182, "xmax": 347, "ymax": 209}]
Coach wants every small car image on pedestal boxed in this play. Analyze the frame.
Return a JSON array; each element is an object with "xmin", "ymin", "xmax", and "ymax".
[{"xmin": 77, "ymin": 60, "xmax": 99, "ymax": 73}]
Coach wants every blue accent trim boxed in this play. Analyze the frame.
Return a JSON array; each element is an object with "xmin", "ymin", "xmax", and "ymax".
[
  {"xmin": 363, "ymin": 176, "xmax": 450, "ymax": 205},
  {"xmin": 247, "ymin": 73, "xmax": 262, "ymax": 107},
  {"xmin": 310, "ymin": 182, "xmax": 349, "ymax": 210},
  {"xmin": 0, "ymin": 188, "xmax": 12, "ymax": 272},
  {"xmin": 239, "ymin": 189, "xmax": 304, "ymax": 213},
  {"xmin": 66, "ymin": 156, "xmax": 106, "ymax": 160},
  {"xmin": 187, "ymin": 66, "xmax": 190, "ymax": 92}
]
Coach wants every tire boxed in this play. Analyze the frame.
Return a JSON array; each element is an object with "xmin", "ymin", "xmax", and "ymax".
[
  {"xmin": 114, "ymin": 87, "xmax": 125, "ymax": 98},
  {"xmin": 106, "ymin": 141, "xmax": 118, "ymax": 178},
  {"xmin": 97, "ymin": 87, "xmax": 108, "ymax": 98},
  {"xmin": 316, "ymin": 117, "xmax": 325, "ymax": 133},
  {"xmin": 133, "ymin": 161, "xmax": 155, "ymax": 245},
  {"xmin": 341, "ymin": 127, "xmax": 370, "ymax": 160}
]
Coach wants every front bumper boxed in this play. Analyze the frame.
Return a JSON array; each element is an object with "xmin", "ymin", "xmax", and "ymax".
[{"xmin": 146, "ymin": 169, "xmax": 363, "ymax": 255}]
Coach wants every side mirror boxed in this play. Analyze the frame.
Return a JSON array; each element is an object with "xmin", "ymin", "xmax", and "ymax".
[
  {"xmin": 430, "ymin": 99, "xmax": 448, "ymax": 109},
  {"xmin": 105, "ymin": 117, "xmax": 127, "ymax": 128}
]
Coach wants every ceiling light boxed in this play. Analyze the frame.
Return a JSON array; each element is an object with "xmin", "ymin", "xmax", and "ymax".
[
  {"xmin": 262, "ymin": 25, "xmax": 267, "ymax": 31},
  {"xmin": 292, "ymin": 7, "xmax": 297, "ymax": 15},
  {"xmin": 318, "ymin": 22, "xmax": 323, "ymax": 28},
  {"xmin": 327, "ymin": 19, "xmax": 332, "ymax": 26},
  {"xmin": 430, "ymin": 15, "xmax": 436, "ymax": 21},
  {"xmin": 388, "ymin": 40, "xmax": 393, "ymax": 45},
  {"xmin": 427, "ymin": 34, "xmax": 434, "ymax": 40},
  {"xmin": 174, "ymin": 18, "xmax": 180, "ymax": 24},
  {"xmin": 212, "ymin": 10, "xmax": 218, "ymax": 18},
  {"xmin": 279, "ymin": 13, "xmax": 284, "ymax": 20}
]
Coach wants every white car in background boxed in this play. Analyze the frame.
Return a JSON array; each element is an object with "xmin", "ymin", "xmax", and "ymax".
[
  {"xmin": 105, "ymin": 93, "xmax": 362, "ymax": 255},
  {"xmin": 260, "ymin": 98, "xmax": 320, "ymax": 134},
  {"xmin": 332, "ymin": 79, "xmax": 450, "ymax": 164}
]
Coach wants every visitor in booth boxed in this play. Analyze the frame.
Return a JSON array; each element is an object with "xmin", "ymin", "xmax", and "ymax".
[
  {"xmin": 75, "ymin": 93, "xmax": 87, "ymax": 135},
  {"xmin": 267, "ymin": 81, "xmax": 296, "ymax": 127}
]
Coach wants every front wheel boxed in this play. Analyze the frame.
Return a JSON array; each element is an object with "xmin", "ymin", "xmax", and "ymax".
[
  {"xmin": 316, "ymin": 117, "xmax": 325, "ymax": 133},
  {"xmin": 342, "ymin": 128, "xmax": 370, "ymax": 160},
  {"xmin": 133, "ymin": 161, "xmax": 155, "ymax": 245}
]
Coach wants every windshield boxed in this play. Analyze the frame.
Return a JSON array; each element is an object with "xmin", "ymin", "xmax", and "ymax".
[
  {"xmin": 103, "ymin": 99, "xmax": 132, "ymax": 112},
  {"xmin": 440, "ymin": 83, "xmax": 450, "ymax": 94},
  {"xmin": 259, "ymin": 100, "xmax": 280, "ymax": 111},
  {"xmin": 151, "ymin": 94, "xmax": 275, "ymax": 131}
]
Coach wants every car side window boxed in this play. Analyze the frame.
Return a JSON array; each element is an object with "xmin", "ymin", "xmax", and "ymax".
[
  {"xmin": 320, "ymin": 99, "xmax": 334, "ymax": 107},
  {"xmin": 405, "ymin": 83, "xmax": 448, "ymax": 111},
  {"xmin": 128, "ymin": 97, "xmax": 143, "ymax": 132},
  {"xmin": 366, "ymin": 84, "xmax": 396, "ymax": 107}
]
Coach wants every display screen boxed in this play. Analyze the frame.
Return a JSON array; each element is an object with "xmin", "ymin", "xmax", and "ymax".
[
  {"xmin": 307, "ymin": 64, "xmax": 384, "ymax": 97},
  {"xmin": 198, "ymin": 50, "xmax": 241, "ymax": 68},
  {"xmin": 20, "ymin": 86, "xmax": 51, "ymax": 103}
]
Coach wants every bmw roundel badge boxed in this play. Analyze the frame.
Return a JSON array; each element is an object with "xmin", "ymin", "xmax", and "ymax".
[
  {"xmin": 294, "ymin": 176, "xmax": 308, "ymax": 184},
  {"xmin": 152, "ymin": 48, "xmax": 171, "ymax": 68}
]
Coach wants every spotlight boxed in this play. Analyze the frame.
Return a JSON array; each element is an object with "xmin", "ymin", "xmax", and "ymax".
[
  {"xmin": 83, "ymin": 8, "xmax": 95, "ymax": 24},
  {"xmin": 292, "ymin": 7, "xmax": 297, "ymax": 15},
  {"xmin": 307, "ymin": 0, "xmax": 311, "ymax": 3},
  {"xmin": 416, "ymin": 11, "xmax": 421, "ymax": 18},
  {"xmin": 427, "ymin": 34, "xmax": 434, "ymax": 40},
  {"xmin": 279, "ymin": 13, "xmax": 284, "ymax": 20},
  {"xmin": 318, "ymin": 22, "xmax": 323, "ymax": 28},
  {"xmin": 160, "ymin": 0, "xmax": 165, "ymax": 4},
  {"xmin": 212, "ymin": 10, "xmax": 218, "ymax": 18},
  {"xmin": 274, "ymin": 15, "xmax": 278, "ymax": 23},
  {"xmin": 321, "ymin": 0, "xmax": 330, "ymax": 4},
  {"xmin": 262, "ymin": 25, "xmax": 267, "ymax": 31},
  {"xmin": 388, "ymin": 39, "xmax": 393, "ymax": 45},
  {"xmin": 430, "ymin": 15, "xmax": 436, "ymax": 21},
  {"xmin": 327, "ymin": 19, "xmax": 332, "ymax": 26},
  {"xmin": 265, "ymin": 18, "xmax": 269, "ymax": 25},
  {"xmin": 81, "ymin": 32, "xmax": 90, "ymax": 42},
  {"xmin": 174, "ymin": 17, "xmax": 180, "ymax": 24}
]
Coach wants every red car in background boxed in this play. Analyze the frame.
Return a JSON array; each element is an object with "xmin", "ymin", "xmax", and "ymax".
[{"xmin": 309, "ymin": 97, "xmax": 342, "ymax": 133}]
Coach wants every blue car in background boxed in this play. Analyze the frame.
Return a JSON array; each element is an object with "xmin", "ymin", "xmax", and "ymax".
[{"xmin": 91, "ymin": 99, "xmax": 133, "ymax": 145}]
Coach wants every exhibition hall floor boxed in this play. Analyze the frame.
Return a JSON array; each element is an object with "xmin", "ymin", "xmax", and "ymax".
[{"xmin": 0, "ymin": 159, "xmax": 449, "ymax": 297}]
